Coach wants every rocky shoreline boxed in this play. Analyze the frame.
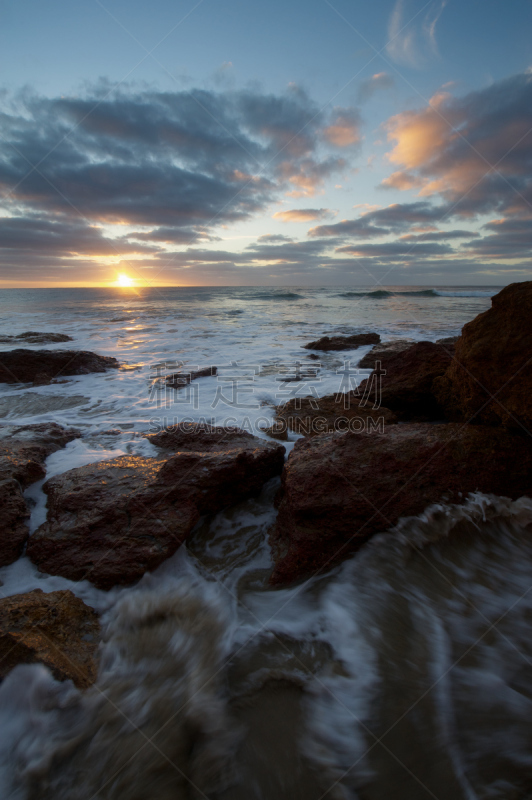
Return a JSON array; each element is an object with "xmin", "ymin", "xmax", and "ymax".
[{"xmin": 0, "ymin": 282, "xmax": 531, "ymax": 686}]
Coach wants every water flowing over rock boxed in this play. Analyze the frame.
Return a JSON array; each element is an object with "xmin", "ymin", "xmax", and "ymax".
[
  {"xmin": 0, "ymin": 422, "xmax": 81, "ymax": 566},
  {"xmin": 0, "ymin": 349, "xmax": 119, "ymax": 384},
  {"xmin": 358, "ymin": 340, "xmax": 454, "ymax": 420},
  {"xmin": 0, "ymin": 392, "xmax": 90, "ymax": 418},
  {"xmin": 269, "ymin": 423, "xmax": 532, "ymax": 584},
  {"xmin": 266, "ymin": 393, "xmax": 397, "ymax": 439},
  {"xmin": 28, "ymin": 425, "xmax": 285, "ymax": 589},
  {"xmin": 303, "ymin": 332, "xmax": 380, "ymax": 351},
  {"xmin": 434, "ymin": 281, "xmax": 532, "ymax": 430},
  {"xmin": 0, "ymin": 589, "xmax": 100, "ymax": 689}
]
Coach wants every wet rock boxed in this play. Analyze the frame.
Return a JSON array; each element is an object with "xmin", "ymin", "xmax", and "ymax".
[
  {"xmin": 0, "ymin": 589, "xmax": 100, "ymax": 689},
  {"xmin": 358, "ymin": 341, "xmax": 453, "ymax": 420},
  {"xmin": 165, "ymin": 365, "xmax": 217, "ymax": 388},
  {"xmin": 0, "ymin": 423, "xmax": 81, "ymax": 566},
  {"xmin": 0, "ymin": 422, "xmax": 81, "ymax": 486},
  {"xmin": 0, "ymin": 349, "xmax": 119, "ymax": 384},
  {"xmin": 266, "ymin": 393, "xmax": 397, "ymax": 440},
  {"xmin": 0, "ymin": 332, "xmax": 73, "ymax": 344},
  {"xmin": 357, "ymin": 338, "xmax": 415, "ymax": 369},
  {"xmin": 434, "ymin": 282, "xmax": 532, "ymax": 430},
  {"xmin": 303, "ymin": 332, "xmax": 380, "ymax": 351},
  {"xmin": 28, "ymin": 426, "xmax": 285, "ymax": 589},
  {"xmin": 269, "ymin": 422, "xmax": 532, "ymax": 584}
]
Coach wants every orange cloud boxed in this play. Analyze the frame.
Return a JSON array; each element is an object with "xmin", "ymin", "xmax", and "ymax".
[
  {"xmin": 277, "ymin": 157, "xmax": 346, "ymax": 198},
  {"xmin": 380, "ymin": 73, "xmax": 532, "ymax": 218},
  {"xmin": 385, "ymin": 92, "xmax": 451, "ymax": 174},
  {"xmin": 381, "ymin": 171, "xmax": 424, "ymax": 191},
  {"xmin": 323, "ymin": 109, "xmax": 361, "ymax": 147},
  {"xmin": 273, "ymin": 208, "xmax": 334, "ymax": 222}
]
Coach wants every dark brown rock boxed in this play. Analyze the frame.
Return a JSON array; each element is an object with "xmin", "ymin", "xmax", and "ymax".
[
  {"xmin": 303, "ymin": 332, "xmax": 380, "ymax": 352},
  {"xmin": 148, "ymin": 421, "xmax": 259, "ymax": 452},
  {"xmin": 28, "ymin": 426, "xmax": 285, "ymax": 589},
  {"xmin": 433, "ymin": 282, "xmax": 532, "ymax": 430},
  {"xmin": 270, "ymin": 423, "xmax": 532, "ymax": 584},
  {"xmin": 358, "ymin": 341, "xmax": 454, "ymax": 420},
  {"xmin": 436, "ymin": 336, "xmax": 459, "ymax": 346},
  {"xmin": 0, "ymin": 332, "xmax": 73, "ymax": 344},
  {"xmin": 0, "ymin": 349, "xmax": 119, "ymax": 384},
  {"xmin": 0, "ymin": 423, "xmax": 81, "ymax": 567},
  {"xmin": 0, "ymin": 589, "xmax": 100, "ymax": 688},
  {"xmin": 357, "ymin": 339, "xmax": 415, "ymax": 369},
  {"xmin": 0, "ymin": 422, "xmax": 81, "ymax": 487},
  {"xmin": 266, "ymin": 393, "xmax": 397, "ymax": 439},
  {"xmin": 165, "ymin": 366, "xmax": 217, "ymax": 388},
  {"xmin": 0, "ymin": 479, "xmax": 30, "ymax": 565}
]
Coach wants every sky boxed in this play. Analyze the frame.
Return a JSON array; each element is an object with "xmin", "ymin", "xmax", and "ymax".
[{"xmin": 0, "ymin": 0, "xmax": 531, "ymax": 287}]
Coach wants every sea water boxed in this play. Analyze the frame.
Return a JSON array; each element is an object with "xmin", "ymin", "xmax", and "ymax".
[{"xmin": 3, "ymin": 285, "xmax": 532, "ymax": 799}]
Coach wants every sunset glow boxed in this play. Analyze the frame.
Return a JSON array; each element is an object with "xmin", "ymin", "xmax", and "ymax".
[{"xmin": 116, "ymin": 274, "xmax": 135, "ymax": 288}]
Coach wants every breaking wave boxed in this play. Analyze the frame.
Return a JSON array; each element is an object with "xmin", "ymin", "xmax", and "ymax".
[
  {"xmin": 304, "ymin": 493, "xmax": 532, "ymax": 799},
  {"xmin": 338, "ymin": 289, "xmax": 498, "ymax": 299},
  {"xmin": 0, "ymin": 585, "xmax": 238, "ymax": 800},
  {"xmin": 251, "ymin": 291, "xmax": 304, "ymax": 301}
]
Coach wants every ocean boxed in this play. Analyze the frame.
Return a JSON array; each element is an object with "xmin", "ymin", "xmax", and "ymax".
[{"xmin": 2, "ymin": 284, "xmax": 532, "ymax": 800}]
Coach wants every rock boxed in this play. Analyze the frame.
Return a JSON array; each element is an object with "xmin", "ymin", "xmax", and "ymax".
[
  {"xmin": 433, "ymin": 282, "xmax": 532, "ymax": 430},
  {"xmin": 165, "ymin": 366, "xmax": 217, "ymax": 388},
  {"xmin": 148, "ymin": 421, "xmax": 259, "ymax": 452},
  {"xmin": 270, "ymin": 423, "xmax": 532, "ymax": 584},
  {"xmin": 0, "ymin": 349, "xmax": 119, "ymax": 384},
  {"xmin": 358, "ymin": 341, "xmax": 453, "ymax": 420},
  {"xmin": 0, "ymin": 332, "xmax": 73, "ymax": 344},
  {"xmin": 303, "ymin": 332, "xmax": 380, "ymax": 352},
  {"xmin": 0, "ymin": 589, "xmax": 100, "ymax": 688},
  {"xmin": 0, "ymin": 423, "xmax": 81, "ymax": 567},
  {"xmin": 0, "ymin": 479, "xmax": 31, "ymax": 565},
  {"xmin": 266, "ymin": 393, "xmax": 397, "ymax": 439},
  {"xmin": 28, "ymin": 425, "xmax": 285, "ymax": 589},
  {"xmin": 0, "ymin": 422, "xmax": 81, "ymax": 486},
  {"xmin": 357, "ymin": 339, "xmax": 415, "ymax": 369},
  {"xmin": 436, "ymin": 336, "xmax": 459, "ymax": 346},
  {"xmin": 33, "ymin": 372, "xmax": 52, "ymax": 386}
]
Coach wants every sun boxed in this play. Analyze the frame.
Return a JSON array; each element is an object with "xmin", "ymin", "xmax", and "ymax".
[{"xmin": 116, "ymin": 273, "xmax": 135, "ymax": 288}]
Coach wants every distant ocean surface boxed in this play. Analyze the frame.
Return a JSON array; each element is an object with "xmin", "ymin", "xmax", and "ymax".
[{"xmin": 0, "ymin": 283, "xmax": 500, "ymax": 433}]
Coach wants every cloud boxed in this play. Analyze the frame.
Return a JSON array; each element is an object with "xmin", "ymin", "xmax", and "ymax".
[
  {"xmin": 462, "ymin": 216, "xmax": 532, "ymax": 259},
  {"xmin": 309, "ymin": 201, "xmax": 449, "ymax": 238},
  {"xmin": 277, "ymin": 156, "xmax": 347, "ymax": 197},
  {"xmin": 336, "ymin": 241, "xmax": 454, "ymax": 257},
  {"xmin": 357, "ymin": 73, "xmax": 395, "ymax": 103},
  {"xmin": 398, "ymin": 229, "xmax": 479, "ymax": 241},
  {"xmin": 0, "ymin": 215, "xmax": 156, "ymax": 256},
  {"xmin": 380, "ymin": 170, "xmax": 424, "ymax": 190},
  {"xmin": 386, "ymin": 0, "xmax": 447, "ymax": 69},
  {"xmin": 0, "ymin": 83, "xmax": 358, "ymax": 280},
  {"xmin": 257, "ymin": 233, "xmax": 293, "ymax": 243},
  {"xmin": 308, "ymin": 218, "xmax": 390, "ymax": 239},
  {"xmin": 323, "ymin": 108, "xmax": 362, "ymax": 147},
  {"xmin": 381, "ymin": 72, "xmax": 532, "ymax": 217},
  {"xmin": 273, "ymin": 208, "xmax": 335, "ymax": 223}
]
